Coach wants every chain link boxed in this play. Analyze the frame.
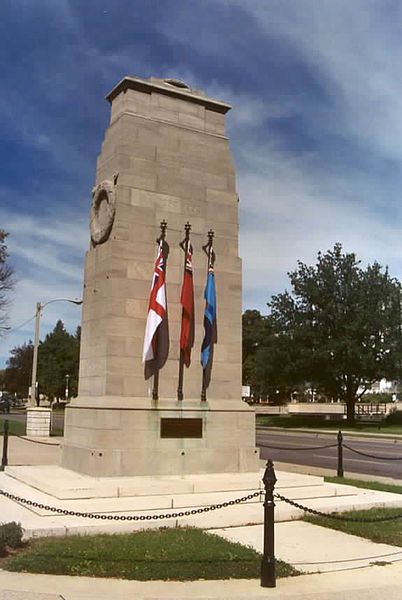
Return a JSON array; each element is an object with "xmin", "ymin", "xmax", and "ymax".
[
  {"xmin": 4, "ymin": 484, "xmax": 402, "ymax": 525},
  {"xmin": 15, "ymin": 435, "xmax": 60, "ymax": 447},
  {"xmin": 343, "ymin": 444, "xmax": 402, "ymax": 461},
  {"xmin": 275, "ymin": 492, "xmax": 402, "ymax": 523},
  {"xmin": 259, "ymin": 442, "xmax": 337, "ymax": 452},
  {"xmin": 0, "ymin": 489, "xmax": 263, "ymax": 521}
]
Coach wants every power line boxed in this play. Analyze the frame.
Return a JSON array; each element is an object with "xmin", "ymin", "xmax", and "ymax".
[{"xmin": 0, "ymin": 314, "xmax": 36, "ymax": 335}]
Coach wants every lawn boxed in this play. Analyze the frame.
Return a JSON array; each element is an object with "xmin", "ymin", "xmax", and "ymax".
[
  {"xmin": 1, "ymin": 527, "xmax": 299, "ymax": 581},
  {"xmin": 325, "ymin": 476, "xmax": 402, "ymax": 495},
  {"xmin": 0, "ymin": 418, "xmax": 63, "ymax": 437},
  {"xmin": 256, "ymin": 414, "xmax": 402, "ymax": 434},
  {"xmin": 0, "ymin": 418, "xmax": 26, "ymax": 436},
  {"xmin": 305, "ymin": 507, "xmax": 402, "ymax": 547}
]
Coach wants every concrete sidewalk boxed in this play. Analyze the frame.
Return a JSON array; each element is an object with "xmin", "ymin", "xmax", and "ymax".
[
  {"xmin": 2, "ymin": 434, "xmax": 402, "ymax": 599},
  {"xmin": 2, "ymin": 559, "xmax": 402, "ymax": 599}
]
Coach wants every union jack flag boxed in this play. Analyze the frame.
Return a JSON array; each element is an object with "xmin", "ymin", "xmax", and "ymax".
[{"xmin": 143, "ymin": 239, "xmax": 169, "ymax": 379}]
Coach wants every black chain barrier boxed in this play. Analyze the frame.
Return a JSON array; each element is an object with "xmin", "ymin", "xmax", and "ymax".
[
  {"xmin": 343, "ymin": 444, "xmax": 402, "ymax": 461},
  {"xmin": 0, "ymin": 488, "xmax": 263, "ymax": 521},
  {"xmin": 259, "ymin": 442, "xmax": 337, "ymax": 452},
  {"xmin": 14, "ymin": 435, "xmax": 60, "ymax": 447},
  {"xmin": 275, "ymin": 492, "xmax": 402, "ymax": 523}
]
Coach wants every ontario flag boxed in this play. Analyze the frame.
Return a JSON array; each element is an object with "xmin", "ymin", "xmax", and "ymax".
[
  {"xmin": 142, "ymin": 240, "xmax": 169, "ymax": 380},
  {"xmin": 201, "ymin": 252, "xmax": 217, "ymax": 389},
  {"xmin": 179, "ymin": 242, "xmax": 195, "ymax": 367}
]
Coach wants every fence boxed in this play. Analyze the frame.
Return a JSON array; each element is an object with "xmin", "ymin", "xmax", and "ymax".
[
  {"xmin": 258, "ymin": 429, "xmax": 402, "ymax": 478},
  {"xmin": 3, "ymin": 423, "xmax": 402, "ymax": 588}
]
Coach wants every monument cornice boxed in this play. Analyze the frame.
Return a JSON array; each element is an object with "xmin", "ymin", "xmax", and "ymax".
[{"xmin": 106, "ymin": 76, "xmax": 232, "ymax": 114}]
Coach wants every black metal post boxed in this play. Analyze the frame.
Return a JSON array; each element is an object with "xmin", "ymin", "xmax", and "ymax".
[
  {"xmin": 152, "ymin": 369, "xmax": 159, "ymax": 401},
  {"xmin": 1, "ymin": 419, "xmax": 9, "ymax": 469},
  {"xmin": 337, "ymin": 430, "xmax": 344, "ymax": 478},
  {"xmin": 201, "ymin": 372, "xmax": 207, "ymax": 402},
  {"xmin": 261, "ymin": 459, "xmax": 277, "ymax": 588},
  {"xmin": 177, "ymin": 350, "xmax": 184, "ymax": 402}
]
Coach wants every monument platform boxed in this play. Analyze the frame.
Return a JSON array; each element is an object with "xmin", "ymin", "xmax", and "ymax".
[{"xmin": 3, "ymin": 466, "xmax": 402, "ymax": 539}]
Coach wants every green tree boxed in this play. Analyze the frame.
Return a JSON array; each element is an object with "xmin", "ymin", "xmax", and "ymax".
[
  {"xmin": 268, "ymin": 244, "xmax": 402, "ymax": 422},
  {"xmin": 0, "ymin": 230, "xmax": 15, "ymax": 328},
  {"xmin": 4, "ymin": 342, "xmax": 33, "ymax": 396},
  {"xmin": 242, "ymin": 309, "xmax": 266, "ymax": 397},
  {"xmin": 242, "ymin": 310, "xmax": 304, "ymax": 403},
  {"xmin": 37, "ymin": 320, "xmax": 80, "ymax": 400}
]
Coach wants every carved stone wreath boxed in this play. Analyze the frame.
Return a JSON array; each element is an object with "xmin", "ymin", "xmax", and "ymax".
[{"xmin": 90, "ymin": 177, "xmax": 117, "ymax": 245}]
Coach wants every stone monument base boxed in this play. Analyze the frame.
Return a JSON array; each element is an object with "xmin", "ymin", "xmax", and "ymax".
[
  {"xmin": 4, "ymin": 464, "xmax": 267, "ymax": 500},
  {"xmin": 26, "ymin": 407, "xmax": 51, "ymax": 437},
  {"xmin": 61, "ymin": 397, "xmax": 260, "ymax": 477}
]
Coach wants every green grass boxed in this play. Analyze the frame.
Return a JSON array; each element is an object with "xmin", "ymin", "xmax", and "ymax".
[
  {"xmin": 1, "ymin": 528, "xmax": 299, "ymax": 581},
  {"xmin": 50, "ymin": 427, "xmax": 64, "ymax": 437},
  {"xmin": 0, "ymin": 418, "xmax": 63, "ymax": 438},
  {"xmin": 325, "ymin": 476, "xmax": 402, "ymax": 495},
  {"xmin": 256, "ymin": 414, "xmax": 402, "ymax": 434},
  {"xmin": 0, "ymin": 418, "xmax": 26, "ymax": 436},
  {"xmin": 305, "ymin": 507, "xmax": 402, "ymax": 546}
]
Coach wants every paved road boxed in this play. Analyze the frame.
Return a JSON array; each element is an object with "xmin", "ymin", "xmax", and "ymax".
[{"xmin": 257, "ymin": 428, "xmax": 402, "ymax": 479}]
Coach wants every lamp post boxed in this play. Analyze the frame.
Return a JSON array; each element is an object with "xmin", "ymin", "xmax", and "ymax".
[
  {"xmin": 29, "ymin": 298, "xmax": 82, "ymax": 407},
  {"xmin": 65, "ymin": 374, "xmax": 70, "ymax": 401}
]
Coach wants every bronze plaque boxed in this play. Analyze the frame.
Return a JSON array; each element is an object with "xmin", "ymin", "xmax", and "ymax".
[{"xmin": 160, "ymin": 418, "xmax": 203, "ymax": 438}]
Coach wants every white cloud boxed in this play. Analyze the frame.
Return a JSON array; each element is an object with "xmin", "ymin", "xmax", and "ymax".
[
  {"xmin": 0, "ymin": 209, "xmax": 87, "ymax": 365},
  {"xmin": 239, "ymin": 141, "xmax": 402, "ymax": 312}
]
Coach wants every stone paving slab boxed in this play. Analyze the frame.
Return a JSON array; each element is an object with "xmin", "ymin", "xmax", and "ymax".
[
  {"xmin": 0, "ymin": 592, "xmax": 62, "ymax": 600},
  {"xmin": 212, "ymin": 520, "xmax": 402, "ymax": 573},
  {"xmin": 2, "ymin": 436, "xmax": 60, "ymax": 467},
  {"xmin": 2, "ymin": 471, "xmax": 402, "ymax": 538}
]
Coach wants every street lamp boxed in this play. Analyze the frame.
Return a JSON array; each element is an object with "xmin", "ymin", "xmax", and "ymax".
[
  {"xmin": 30, "ymin": 298, "xmax": 82, "ymax": 406},
  {"xmin": 65, "ymin": 374, "xmax": 70, "ymax": 401}
]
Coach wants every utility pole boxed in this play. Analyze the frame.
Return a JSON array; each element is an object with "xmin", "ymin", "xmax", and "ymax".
[
  {"xmin": 29, "ymin": 298, "xmax": 82, "ymax": 407},
  {"xmin": 30, "ymin": 302, "xmax": 41, "ymax": 406}
]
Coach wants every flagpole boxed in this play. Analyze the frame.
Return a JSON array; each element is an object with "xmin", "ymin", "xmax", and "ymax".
[
  {"xmin": 177, "ymin": 221, "xmax": 192, "ymax": 402},
  {"xmin": 201, "ymin": 229, "xmax": 215, "ymax": 402},
  {"xmin": 152, "ymin": 220, "xmax": 168, "ymax": 402}
]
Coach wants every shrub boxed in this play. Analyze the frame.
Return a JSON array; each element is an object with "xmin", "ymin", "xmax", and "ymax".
[
  {"xmin": 0, "ymin": 522, "xmax": 24, "ymax": 551},
  {"xmin": 385, "ymin": 409, "xmax": 402, "ymax": 425},
  {"xmin": 360, "ymin": 392, "xmax": 395, "ymax": 404}
]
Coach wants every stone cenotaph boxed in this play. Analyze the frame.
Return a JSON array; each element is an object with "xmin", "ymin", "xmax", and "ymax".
[{"xmin": 61, "ymin": 75, "xmax": 259, "ymax": 477}]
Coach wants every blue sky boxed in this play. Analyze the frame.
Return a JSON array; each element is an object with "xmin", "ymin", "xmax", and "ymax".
[{"xmin": 2, "ymin": 0, "xmax": 402, "ymax": 367}]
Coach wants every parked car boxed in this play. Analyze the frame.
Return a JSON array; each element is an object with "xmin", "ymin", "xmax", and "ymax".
[{"xmin": 0, "ymin": 396, "xmax": 11, "ymax": 413}]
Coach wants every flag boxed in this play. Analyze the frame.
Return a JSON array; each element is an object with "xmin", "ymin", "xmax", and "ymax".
[
  {"xmin": 201, "ymin": 254, "xmax": 217, "ymax": 388},
  {"xmin": 142, "ymin": 240, "xmax": 169, "ymax": 380},
  {"xmin": 179, "ymin": 242, "xmax": 195, "ymax": 367}
]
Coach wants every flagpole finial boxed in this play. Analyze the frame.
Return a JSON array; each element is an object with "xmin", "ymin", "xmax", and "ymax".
[
  {"xmin": 180, "ymin": 222, "xmax": 192, "ymax": 252},
  {"xmin": 203, "ymin": 229, "xmax": 215, "ymax": 257},
  {"xmin": 184, "ymin": 221, "xmax": 191, "ymax": 239},
  {"xmin": 158, "ymin": 220, "xmax": 168, "ymax": 242}
]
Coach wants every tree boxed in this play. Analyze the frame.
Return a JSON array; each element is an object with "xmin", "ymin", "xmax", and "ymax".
[
  {"xmin": 243, "ymin": 310, "xmax": 305, "ymax": 403},
  {"xmin": 0, "ymin": 230, "xmax": 15, "ymax": 328},
  {"xmin": 267, "ymin": 244, "xmax": 402, "ymax": 422},
  {"xmin": 37, "ymin": 320, "xmax": 80, "ymax": 400},
  {"xmin": 243, "ymin": 309, "xmax": 266, "ymax": 397},
  {"xmin": 4, "ymin": 322, "xmax": 81, "ymax": 400},
  {"xmin": 4, "ymin": 342, "xmax": 33, "ymax": 396}
]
